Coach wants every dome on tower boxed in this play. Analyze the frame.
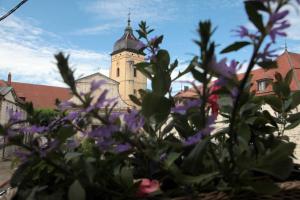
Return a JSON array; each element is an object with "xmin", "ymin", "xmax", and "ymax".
[{"xmin": 111, "ymin": 16, "xmax": 142, "ymax": 55}]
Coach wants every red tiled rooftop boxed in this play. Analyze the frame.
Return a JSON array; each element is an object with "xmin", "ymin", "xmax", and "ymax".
[{"xmin": 7, "ymin": 81, "xmax": 71, "ymax": 109}]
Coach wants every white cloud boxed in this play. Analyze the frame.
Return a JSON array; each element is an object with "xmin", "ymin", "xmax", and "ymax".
[
  {"xmin": 0, "ymin": 15, "xmax": 111, "ymax": 87},
  {"xmin": 74, "ymin": 23, "xmax": 122, "ymax": 35},
  {"xmin": 286, "ymin": 7, "xmax": 300, "ymax": 40},
  {"xmin": 82, "ymin": 0, "xmax": 177, "ymax": 23}
]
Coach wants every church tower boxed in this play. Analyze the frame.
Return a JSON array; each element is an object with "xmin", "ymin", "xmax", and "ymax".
[{"xmin": 110, "ymin": 15, "xmax": 147, "ymax": 106}]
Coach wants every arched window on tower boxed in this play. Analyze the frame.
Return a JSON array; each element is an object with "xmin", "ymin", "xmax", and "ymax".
[
  {"xmin": 117, "ymin": 68, "xmax": 120, "ymax": 77},
  {"xmin": 134, "ymin": 67, "xmax": 137, "ymax": 77}
]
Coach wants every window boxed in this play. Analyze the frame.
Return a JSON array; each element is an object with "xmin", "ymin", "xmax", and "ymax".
[
  {"xmin": 257, "ymin": 79, "xmax": 271, "ymax": 92},
  {"xmin": 117, "ymin": 68, "xmax": 120, "ymax": 77},
  {"xmin": 134, "ymin": 68, "xmax": 137, "ymax": 77},
  {"xmin": 133, "ymin": 89, "xmax": 137, "ymax": 95}
]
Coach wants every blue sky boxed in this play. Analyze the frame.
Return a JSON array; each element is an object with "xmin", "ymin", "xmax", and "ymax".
[{"xmin": 0, "ymin": 0, "xmax": 300, "ymax": 92}]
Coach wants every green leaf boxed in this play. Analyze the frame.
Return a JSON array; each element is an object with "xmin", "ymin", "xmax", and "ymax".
[
  {"xmin": 164, "ymin": 152, "xmax": 180, "ymax": 169},
  {"xmin": 65, "ymin": 152, "xmax": 82, "ymax": 162},
  {"xmin": 273, "ymin": 82, "xmax": 290, "ymax": 97},
  {"xmin": 157, "ymin": 49, "xmax": 170, "ymax": 70},
  {"xmin": 153, "ymin": 35, "xmax": 164, "ymax": 48},
  {"xmin": 249, "ymin": 178, "xmax": 280, "ymax": 195},
  {"xmin": 10, "ymin": 161, "xmax": 30, "ymax": 187},
  {"xmin": 141, "ymin": 93, "xmax": 171, "ymax": 124},
  {"xmin": 253, "ymin": 142, "xmax": 295, "ymax": 180},
  {"xmin": 286, "ymin": 119, "xmax": 300, "ymax": 130},
  {"xmin": 238, "ymin": 123, "xmax": 251, "ymax": 142},
  {"xmin": 68, "ymin": 180, "xmax": 85, "ymax": 200},
  {"xmin": 119, "ymin": 166, "xmax": 134, "ymax": 187},
  {"xmin": 285, "ymin": 69, "xmax": 293, "ymax": 85},
  {"xmin": 129, "ymin": 94, "xmax": 142, "ymax": 106},
  {"xmin": 262, "ymin": 110, "xmax": 278, "ymax": 128},
  {"xmin": 169, "ymin": 59, "xmax": 179, "ymax": 72},
  {"xmin": 218, "ymin": 96, "xmax": 233, "ymax": 108},
  {"xmin": 169, "ymin": 164, "xmax": 218, "ymax": 185},
  {"xmin": 135, "ymin": 62, "xmax": 153, "ymax": 79},
  {"xmin": 221, "ymin": 41, "xmax": 251, "ymax": 54},
  {"xmin": 291, "ymin": 91, "xmax": 300, "ymax": 109},
  {"xmin": 263, "ymin": 95, "xmax": 282, "ymax": 112},
  {"xmin": 179, "ymin": 171, "xmax": 219, "ymax": 185},
  {"xmin": 57, "ymin": 126, "xmax": 75, "ymax": 143},
  {"xmin": 244, "ymin": 1, "xmax": 265, "ymax": 34},
  {"xmin": 287, "ymin": 112, "xmax": 300, "ymax": 123},
  {"xmin": 191, "ymin": 68, "xmax": 205, "ymax": 82},
  {"xmin": 152, "ymin": 73, "xmax": 171, "ymax": 96},
  {"xmin": 182, "ymin": 137, "xmax": 209, "ymax": 172},
  {"xmin": 258, "ymin": 60, "xmax": 278, "ymax": 69}
]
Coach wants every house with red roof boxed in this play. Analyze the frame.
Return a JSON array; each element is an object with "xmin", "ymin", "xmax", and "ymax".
[
  {"xmin": 176, "ymin": 49, "xmax": 300, "ymax": 162},
  {"xmin": 0, "ymin": 73, "xmax": 71, "ymax": 109}
]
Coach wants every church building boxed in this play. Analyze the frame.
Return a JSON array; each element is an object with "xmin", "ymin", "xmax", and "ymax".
[{"xmin": 0, "ymin": 17, "xmax": 146, "ymax": 111}]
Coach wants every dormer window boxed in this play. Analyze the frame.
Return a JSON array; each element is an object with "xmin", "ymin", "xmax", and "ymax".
[{"xmin": 257, "ymin": 79, "xmax": 271, "ymax": 92}]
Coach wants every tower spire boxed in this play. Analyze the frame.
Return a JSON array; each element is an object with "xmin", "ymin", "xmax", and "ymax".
[{"xmin": 127, "ymin": 9, "xmax": 131, "ymax": 27}]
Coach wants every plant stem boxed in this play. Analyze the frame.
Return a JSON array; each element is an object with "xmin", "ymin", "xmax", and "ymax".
[{"xmin": 227, "ymin": 36, "xmax": 264, "ymax": 164}]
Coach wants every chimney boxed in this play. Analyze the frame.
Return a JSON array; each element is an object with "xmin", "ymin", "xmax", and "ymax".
[{"xmin": 7, "ymin": 72, "xmax": 11, "ymax": 86}]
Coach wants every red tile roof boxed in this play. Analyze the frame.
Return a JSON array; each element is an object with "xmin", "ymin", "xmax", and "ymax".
[
  {"xmin": 1, "ymin": 81, "xmax": 71, "ymax": 109},
  {"xmin": 237, "ymin": 50, "xmax": 300, "ymax": 95},
  {"xmin": 176, "ymin": 50, "xmax": 300, "ymax": 98}
]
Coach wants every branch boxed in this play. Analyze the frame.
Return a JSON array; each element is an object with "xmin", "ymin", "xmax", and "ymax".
[{"xmin": 0, "ymin": 0, "xmax": 29, "ymax": 22}]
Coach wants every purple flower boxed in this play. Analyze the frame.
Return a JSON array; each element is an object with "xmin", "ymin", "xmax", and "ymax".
[
  {"xmin": 123, "ymin": 110, "xmax": 145, "ymax": 132},
  {"xmin": 184, "ymin": 127, "xmax": 214, "ymax": 146},
  {"xmin": 171, "ymin": 99, "xmax": 201, "ymax": 115},
  {"xmin": 150, "ymin": 36, "xmax": 158, "ymax": 44},
  {"xmin": 136, "ymin": 41, "xmax": 147, "ymax": 50},
  {"xmin": 39, "ymin": 140, "xmax": 60, "ymax": 157},
  {"xmin": 231, "ymin": 87, "xmax": 239, "ymax": 98},
  {"xmin": 257, "ymin": 43, "xmax": 277, "ymax": 60},
  {"xmin": 9, "ymin": 109, "xmax": 22, "ymax": 123},
  {"xmin": 96, "ymin": 138, "xmax": 114, "ymax": 151},
  {"xmin": 88, "ymin": 125, "xmax": 119, "ymax": 138},
  {"xmin": 14, "ymin": 149, "xmax": 31, "ymax": 162},
  {"xmin": 21, "ymin": 125, "xmax": 47, "ymax": 134},
  {"xmin": 233, "ymin": 26, "xmax": 259, "ymax": 40},
  {"xmin": 65, "ymin": 111, "xmax": 80, "ymax": 121},
  {"xmin": 90, "ymin": 80, "xmax": 106, "ymax": 92},
  {"xmin": 270, "ymin": 10, "xmax": 289, "ymax": 24},
  {"xmin": 184, "ymin": 115, "xmax": 215, "ymax": 146},
  {"xmin": 208, "ymin": 57, "xmax": 237, "ymax": 79},
  {"xmin": 109, "ymin": 112, "xmax": 121, "ymax": 123},
  {"xmin": 115, "ymin": 143, "xmax": 131, "ymax": 153},
  {"xmin": 66, "ymin": 139, "xmax": 80, "ymax": 149},
  {"xmin": 269, "ymin": 20, "xmax": 290, "ymax": 43},
  {"xmin": 58, "ymin": 101, "xmax": 73, "ymax": 111},
  {"xmin": 234, "ymin": 25, "xmax": 249, "ymax": 38},
  {"xmin": 95, "ymin": 90, "xmax": 108, "ymax": 108},
  {"xmin": 159, "ymin": 153, "xmax": 167, "ymax": 161}
]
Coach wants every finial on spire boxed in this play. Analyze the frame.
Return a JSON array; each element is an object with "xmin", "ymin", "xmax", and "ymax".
[
  {"xmin": 285, "ymin": 39, "xmax": 288, "ymax": 51},
  {"xmin": 127, "ymin": 9, "xmax": 131, "ymax": 27}
]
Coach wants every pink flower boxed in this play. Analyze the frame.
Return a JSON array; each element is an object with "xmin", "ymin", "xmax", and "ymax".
[{"xmin": 136, "ymin": 179, "xmax": 160, "ymax": 197}]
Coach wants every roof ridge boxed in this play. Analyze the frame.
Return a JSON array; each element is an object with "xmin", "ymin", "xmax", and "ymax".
[{"xmin": 11, "ymin": 81, "xmax": 69, "ymax": 89}]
